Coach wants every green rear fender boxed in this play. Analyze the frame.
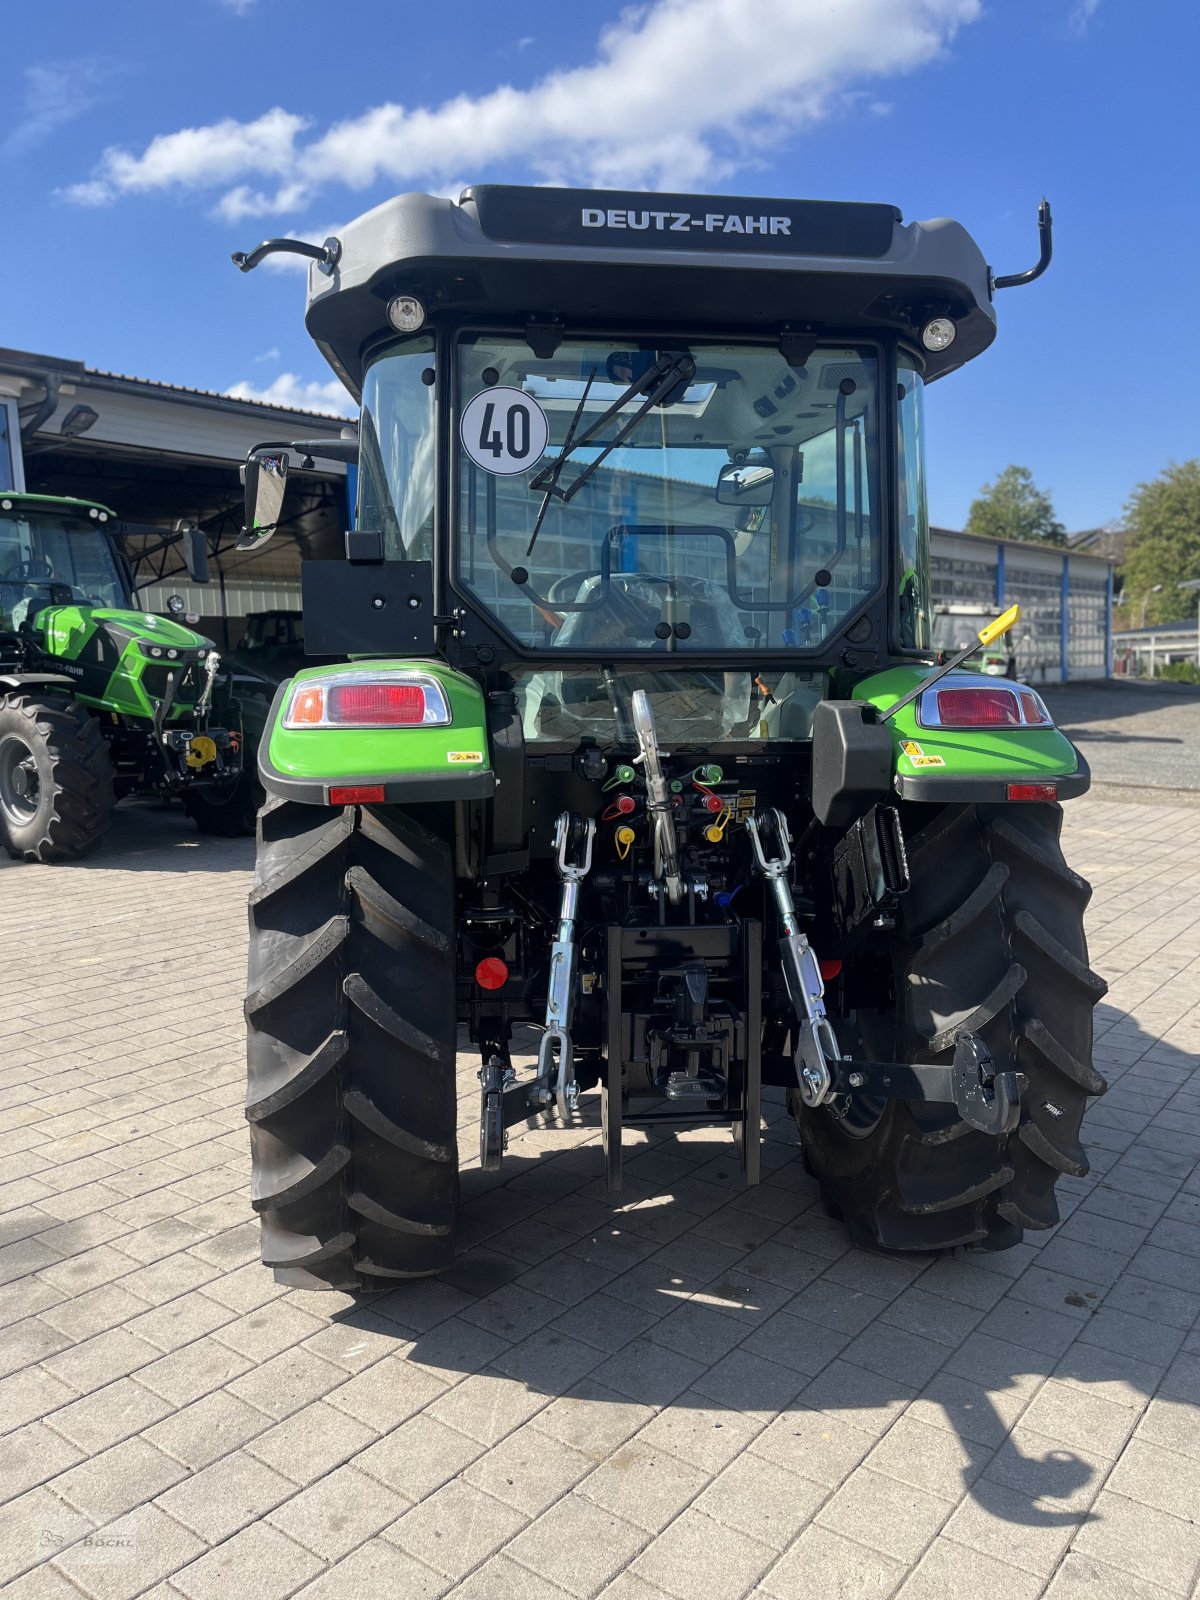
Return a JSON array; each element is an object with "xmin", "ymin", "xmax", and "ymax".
[
  {"xmin": 853, "ymin": 666, "xmax": 1089, "ymax": 802},
  {"xmin": 260, "ymin": 659, "xmax": 495, "ymax": 805}
]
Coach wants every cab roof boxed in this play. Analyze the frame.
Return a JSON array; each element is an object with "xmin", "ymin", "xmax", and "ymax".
[
  {"xmin": 0, "ymin": 491, "xmax": 117, "ymax": 521},
  {"xmin": 304, "ymin": 185, "xmax": 997, "ymax": 396}
]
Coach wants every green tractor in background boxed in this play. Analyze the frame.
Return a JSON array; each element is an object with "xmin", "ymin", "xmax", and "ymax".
[
  {"xmin": 0, "ymin": 491, "xmax": 249, "ymax": 860},
  {"xmin": 231, "ymin": 185, "xmax": 1106, "ymax": 1291}
]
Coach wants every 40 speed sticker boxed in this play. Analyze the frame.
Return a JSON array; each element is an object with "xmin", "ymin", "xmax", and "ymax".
[
  {"xmin": 901, "ymin": 739, "xmax": 945, "ymax": 768},
  {"xmin": 460, "ymin": 387, "xmax": 549, "ymax": 475}
]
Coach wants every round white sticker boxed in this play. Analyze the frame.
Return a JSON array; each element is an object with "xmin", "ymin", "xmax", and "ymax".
[{"xmin": 460, "ymin": 387, "xmax": 549, "ymax": 476}]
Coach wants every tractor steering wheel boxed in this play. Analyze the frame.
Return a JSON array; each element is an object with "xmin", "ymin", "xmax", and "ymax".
[{"xmin": 2, "ymin": 558, "xmax": 55, "ymax": 581}]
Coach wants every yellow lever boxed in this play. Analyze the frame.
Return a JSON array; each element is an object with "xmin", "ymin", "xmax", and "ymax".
[{"xmin": 978, "ymin": 603, "xmax": 1021, "ymax": 646}]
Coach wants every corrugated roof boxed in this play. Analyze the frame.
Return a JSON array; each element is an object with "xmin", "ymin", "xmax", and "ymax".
[{"xmin": 0, "ymin": 345, "xmax": 348, "ymax": 424}]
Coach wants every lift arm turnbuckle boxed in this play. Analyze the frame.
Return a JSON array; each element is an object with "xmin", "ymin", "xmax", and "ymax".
[
  {"xmin": 746, "ymin": 808, "xmax": 841, "ymax": 1107},
  {"xmin": 532, "ymin": 812, "xmax": 596, "ymax": 1120}
]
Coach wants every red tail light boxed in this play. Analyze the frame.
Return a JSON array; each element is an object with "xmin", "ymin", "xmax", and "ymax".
[
  {"xmin": 475, "ymin": 957, "xmax": 509, "ymax": 990},
  {"xmin": 935, "ymin": 687, "xmax": 1022, "ymax": 726},
  {"xmin": 819, "ymin": 958, "xmax": 843, "ymax": 981},
  {"xmin": 328, "ymin": 683, "xmax": 426, "ymax": 725},
  {"xmin": 329, "ymin": 784, "xmax": 386, "ymax": 804},
  {"xmin": 1006, "ymin": 782, "xmax": 1059, "ymax": 802}
]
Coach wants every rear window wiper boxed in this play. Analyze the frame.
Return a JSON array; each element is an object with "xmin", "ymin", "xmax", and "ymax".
[{"xmin": 525, "ymin": 352, "xmax": 696, "ymax": 557}]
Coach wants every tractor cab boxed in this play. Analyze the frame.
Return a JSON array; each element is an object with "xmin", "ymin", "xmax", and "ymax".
[{"xmin": 0, "ymin": 493, "xmax": 129, "ymax": 643}]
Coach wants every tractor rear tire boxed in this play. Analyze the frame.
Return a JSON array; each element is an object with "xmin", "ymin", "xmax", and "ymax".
[
  {"xmin": 0, "ymin": 694, "xmax": 115, "ymax": 862},
  {"xmin": 245, "ymin": 797, "xmax": 458, "ymax": 1290},
  {"xmin": 797, "ymin": 802, "xmax": 1107, "ymax": 1253}
]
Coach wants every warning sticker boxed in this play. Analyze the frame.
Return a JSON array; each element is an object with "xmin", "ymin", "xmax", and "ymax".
[
  {"xmin": 447, "ymin": 751, "xmax": 484, "ymax": 764},
  {"xmin": 901, "ymin": 739, "xmax": 945, "ymax": 768},
  {"xmin": 460, "ymin": 387, "xmax": 549, "ymax": 475}
]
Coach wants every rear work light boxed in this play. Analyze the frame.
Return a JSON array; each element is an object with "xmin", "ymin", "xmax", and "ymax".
[
  {"xmin": 283, "ymin": 672, "xmax": 452, "ymax": 730},
  {"xmin": 917, "ymin": 677, "xmax": 1055, "ymax": 731}
]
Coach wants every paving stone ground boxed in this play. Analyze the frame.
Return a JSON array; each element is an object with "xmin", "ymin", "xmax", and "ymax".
[{"xmin": 1, "ymin": 793, "xmax": 1198, "ymax": 1600}]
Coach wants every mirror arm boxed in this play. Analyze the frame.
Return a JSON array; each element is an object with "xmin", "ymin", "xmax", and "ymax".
[
  {"xmin": 231, "ymin": 236, "xmax": 342, "ymax": 275},
  {"xmin": 992, "ymin": 198, "xmax": 1053, "ymax": 291}
]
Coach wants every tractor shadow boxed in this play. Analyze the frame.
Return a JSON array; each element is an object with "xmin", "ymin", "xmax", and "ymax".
[
  {"xmin": 1, "ymin": 796, "xmax": 257, "ymax": 875},
  {"xmin": 336, "ymin": 1003, "xmax": 1196, "ymax": 1535}
]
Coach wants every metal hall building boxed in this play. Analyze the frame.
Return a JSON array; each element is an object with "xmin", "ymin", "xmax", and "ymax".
[{"xmin": 1, "ymin": 346, "xmax": 1112, "ymax": 677}]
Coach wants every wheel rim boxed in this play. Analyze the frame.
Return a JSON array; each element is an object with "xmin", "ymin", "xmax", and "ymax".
[{"xmin": 0, "ymin": 732, "xmax": 40, "ymax": 826}]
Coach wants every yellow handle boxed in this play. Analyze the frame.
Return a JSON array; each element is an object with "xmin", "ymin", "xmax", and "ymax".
[{"xmin": 978, "ymin": 603, "xmax": 1021, "ymax": 646}]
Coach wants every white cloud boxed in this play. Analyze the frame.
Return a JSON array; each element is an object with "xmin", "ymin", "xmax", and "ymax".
[
  {"xmin": 218, "ymin": 0, "xmax": 258, "ymax": 13},
  {"xmin": 254, "ymin": 347, "xmax": 281, "ymax": 363},
  {"xmin": 212, "ymin": 180, "xmax": 312, "ymax": 222},
  {"xmin": 66, "ymin": 0, "xmax": 981, "ymax": 210},
  {"xmin": 71, "ymin": 108, "xmax": 308, "ymax": 206},
  {"xmin": 225, "ymin": 373, "xmax": 356, "ymax": 416},
  {"xmin": 1065, "ymin": 0, "xmax": 1100, "ymax": 36},
  {"xmin": 5, "ymin": 58, "xmax": 120, "ymax": 155}
]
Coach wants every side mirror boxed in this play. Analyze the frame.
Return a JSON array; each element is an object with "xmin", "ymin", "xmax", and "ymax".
[
  {"xmin": 177, "ymin": 523, "xmax": 210, "ymax": 584},
  {"xmin": 237, "ymin": 452, "xmax": 289, "ymax": 551},
  {"xmin": 716, "ymin": 461, "xmax": 775, "ymax": 507}
]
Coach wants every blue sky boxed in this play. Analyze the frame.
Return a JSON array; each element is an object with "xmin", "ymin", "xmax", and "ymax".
[{"xmin": 3, "ymin": 0, "xmax": 1195, "ymax": 531}]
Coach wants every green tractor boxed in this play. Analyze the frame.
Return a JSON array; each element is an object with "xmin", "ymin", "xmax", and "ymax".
[
  {"xmin": 0, "ymin": 492, "xmax": 246, "ymax": 860},
  {"xmin": 232, "ymin": 186, "xmax": 1105, "ymax": 1291}
]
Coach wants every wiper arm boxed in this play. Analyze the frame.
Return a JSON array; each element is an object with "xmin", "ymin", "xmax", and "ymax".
[
  {"xmin": 525, "ymin": 353, "xmax": 696, "ymax": 557},
  {"xmin": 526, "ymin": 366, "xmax": 596, "ymax": 557}
]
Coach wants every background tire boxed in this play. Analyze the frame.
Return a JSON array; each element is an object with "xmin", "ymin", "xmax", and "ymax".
[
  {"xmin": 797, "ymin": 802, "xmax": 1107, "ymax": 1252},
  {"xmin": 185, "ymin": 766, "xmax": 263, "ymax": 837},
  {"xmin": 245, "ymin": 797, "xmax": 458, "ymax": 1290},
  {"xmin": 0, "ymin": 694, "xmax": 115, "ymax": 862}
]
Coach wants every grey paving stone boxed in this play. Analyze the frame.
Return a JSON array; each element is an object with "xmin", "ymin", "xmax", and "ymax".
[
  {"xmin": 464, "ymin": 1422, "xmax": 593, "ymax": 1514},
  {"xmin": 52, "ymin": 1502, "xmax": 205, "ymax": 1600},
  {"xmin": 0, "ymin": 1365, "xmax": 80, "ymax": 1432},
  {"xmin": 384, "ymin": 1477, "xmax": 527, "ymax": 1578},
  {"xmin": 1042, "ymin": 1551, "xmax": 1178, "ymax": 1600},
  {"xmin": 760, "ymin": 1522, "xmax": 905, "ymax": 1600},
  {"xmin": 51, "ymin": 1435, "xmax": 188, "ymax": 1520},
  {"xmin": 0, "ymin": 1421, "xmax": 83, "ymax": 1505},
  {"xmin": 156, "ymin": 1447, "xmax": 295, "ymax": 1543},
  {"xmin": 453, "ymin": 1550, "xmax": 591, "ymax": 1600},
  {"xmin": 1072, "ymin": 1489, "xmax": 1200, "ymax": 1595},
  {"xmin": 1104, "ymin": 1437, "xmax": 1200, "ymax": 1523},
  {"xmin": 42, "ymin": 1374, "xmax": 174, "ymax": 1454},
  {"xmin": 817, "ymin": 1466, "xmax": 949, "ymax": 1564},
  {"xmin": 143, "ymin": 1387, "xmax": 273, "ymax": 1469},
  {"xmin": 292, "ymin": 1537, "xmax": 450, "ymax": 1599},
  {"xmin": 172, "ymin": 1520, "xmax": 324, "ymax": 1600},
  {"xmin": 979, "ymin": 1424, "xmax": 1110, "ymax": 1512},
  {"xmin": 750, "ymin": 1406, "xmax": 875, "ymax": 1488},
  {"xmin": 425, "ymin": 1366, "xmax": 549, "ymax": 1445},
  {"xmin": 864, "ymin": 1414, "xmax": 990, "ymax": 1503},
  {"xmin": 0, "ymin": 1486, "xmax": 94, "ymax": 1584},
  {"xmin": 1018, "ymin": 1376, "xmax": 1138, "ymax": 1458},
  {"xmin": 940, "ymin": 1477, "xmax": 1085, "ymax": 1578},
  {"xmin": 694, "ymin": 1453, "xmax": 825, "ymax": 1551},
  {"xmin": 532, "ymin": 1396, "xmax": 649, "ymax": 1469},
  {"xmin": 354, "ymin": 1409, "xmax": 484, "ymax": 1500},
  {"xmin": 265, "ymin": 1460, "xmax": 409, "ymax": 1561},
  {"xmin": 628, "ymin": 1506, "xmax": 775, "ymax": 1600},
  {"xmin": 894, "ymin": 1536, "xmax": 1044, "ymax": 1600}
]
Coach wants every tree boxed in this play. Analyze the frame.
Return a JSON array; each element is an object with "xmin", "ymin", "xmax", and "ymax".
[
  {"xmin": 1121, "ymin": 459, "xmax": 1200, "ymax": 627},
  {"xmin": 965, "ymin": 465, "xmax": 1066, "ymax": 546}
]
